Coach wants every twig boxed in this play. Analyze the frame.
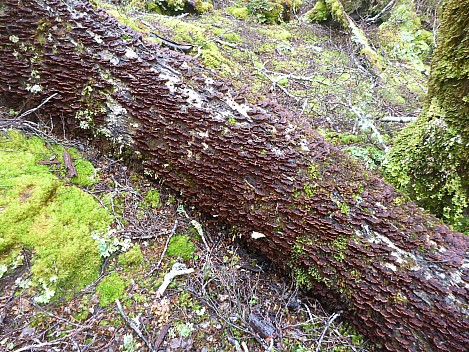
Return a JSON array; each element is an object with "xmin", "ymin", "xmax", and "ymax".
[
  {"xmin": 241, "ymin": 341, "xmax": 250, "ymax": 352},
  {"xmin": 228, "ymin": 337, "xmax": 243, "ymax": 352},
  {"xmin": 148, "ymin": 220, "xmax": 178, "ymax": 275},
  {"xmin": 153, "ymin": 324, "xmax": 171, "ymax": 350},
  {"xmin": 366, "ymin": 0, "xmax": 396, "ymax": 23},
  {"xmin": 315, "ymin": 311, "xmax": 341, "ymax": 352},
  {"xmin": 156, "ymin": 262, "xmax": 194, "ymax": 298},
  {"xmin": 382, "ymin": 116, "xmax": 417, "ymax": 123},
  {"xmin": 14, "ymin": 341, "xmax": 62, "ymax": 352},
  {"xmin": 17, "ymin": 93, "xmax": 58, "ymax": 119},
  {"xmin": 126, "ymin": 226, "xmax": 175, "ymax": 240},
  {"xmin": 190, "ymin": 219, "xmax": 210, "ymax": 250},
  {"xmin": 116, "ymin": 298, "xmax": 156, "ymax": 352}
]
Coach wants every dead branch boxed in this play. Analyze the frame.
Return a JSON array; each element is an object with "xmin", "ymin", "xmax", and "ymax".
[{"xmin": 115, "ymin": 298, "xmax": 156, "ymax": 352}]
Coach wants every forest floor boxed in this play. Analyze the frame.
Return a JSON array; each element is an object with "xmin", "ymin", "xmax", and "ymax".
[{"xmin": 1, "ymin": 0, "xmax": 432, "ymax": 351}]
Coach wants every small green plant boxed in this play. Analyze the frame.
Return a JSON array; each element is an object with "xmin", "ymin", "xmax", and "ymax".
[
  {"xmin": 167, "ymin": 235, "xmax": 195, "ymax": 260},
  {"xmin": 34, "ymin": 277, "xmax": 57, "ymax": 304},
  {"xmin": 144, "ymin": 189, "xmax": 161, "ymax": 208},
  {"xmin": 246, "ymin": 0, "xmax": 282, "ymax": 24},
  {"xmin": 96, "ymin": 272, "xmax": 127, "ymax": 307},
  {"xmin": 176, "ymin": 322, "xmax": 194, "ymax": 338}
]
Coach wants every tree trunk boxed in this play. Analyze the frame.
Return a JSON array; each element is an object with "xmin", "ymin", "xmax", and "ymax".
[
  {"xmin": 383, "ymin": 0, "xmax": 469, "ymax": 234},
  {"xmin": 0, "ymin": 1, "xmax": 468, "ymax": 351}
]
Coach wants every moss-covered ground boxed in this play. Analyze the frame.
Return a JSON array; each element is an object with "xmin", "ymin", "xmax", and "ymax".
[{"xmin": 0, "ymin": 130, "xmax": 112, "ymax": 301}]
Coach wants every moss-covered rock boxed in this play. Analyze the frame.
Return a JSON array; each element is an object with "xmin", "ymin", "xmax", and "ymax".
[{"xmin": 378, "ymin": 0, "xmax": 433, "ymax": 70}]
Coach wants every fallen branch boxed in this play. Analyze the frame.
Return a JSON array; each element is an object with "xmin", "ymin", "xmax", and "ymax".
[
  {"xmin": 382, "ymin": 115, "xmax": 417, "ymax": 123},
  {"xmin": 156, "ymin": 262, "xmax": 194, "ymax": 298},
  {"xmin": 153, "ymin": 324, "xmax": 171, "ymax": 350},
  {"xmin": 115, "ymin": 298, "xmax": 156, "ymax": 352}
]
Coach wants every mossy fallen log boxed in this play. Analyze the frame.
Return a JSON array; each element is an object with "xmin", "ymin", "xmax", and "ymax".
[{"xmin": 0, "ymin": 1, "xmax": 468, "ymax": 350}]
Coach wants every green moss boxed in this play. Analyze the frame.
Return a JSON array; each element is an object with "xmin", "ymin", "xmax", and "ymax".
[
  {"xmin": 106, "ymin": 9, "xmax": 149, "ymax": 33},
  {"xmin": 96, "ymin": 272, "xmax": 127, "ymax": 307},
  {"xmin": 226, "ymin": 6, "xmax": 250, "ymax": 20},
  {"xmin": 200, "ymin": 41, "xmax": 232, "ymax": 75},
  {"xmin": 378, "ymin": 0, "xmax": 433, "ymax": 69},
  {"xmin": 144, "ymin": 189, "xmax": 161, "ymax": 209},
  {"xmin": 0, "ymin": 131, "xmax": 112, "ymax": 299},
  {"xmin": 167, "ymin": 235, "xmax": 195, "ymax": 259},
  {"xmin": 331, "ymin": 236, "xmax": 348, "ymax": 261},
  {"xmin": 384, "ymin": 114, "xmax": 469, "ymax": 233},
  {"xmin": 145, "ymin": 1, "xmax": 163, "ymax": 13},
  {"xmin": 303, "ymin": 183, "xmax": 316, "ymax": 197},
  {"xmin": 222, "ymin": 32, "xmax": 242, "ymax": 44},
  {"xmin": 305, "ymin": 0, "xmax": 330, "ymax": 22},
  {"xmin": 194, "ymin": 0, "xmax": 213, "ymax": 14},
  {"xmin": 258, "ymin": 27, "xmax": 291, "ymax": 41},
  {"xmin": 118, "ymin": 244, "xmax": 144, "ymax": 268}
]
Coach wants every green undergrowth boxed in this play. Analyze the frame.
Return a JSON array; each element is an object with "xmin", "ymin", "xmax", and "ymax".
[
  {"xmin": 378, "ymin": 0, "xmax": 433, "ymax": 71},
  {"xmin": 0, "ymin": 130, "xmax": 113, "ymax": 302},
  {"xmin": 96, "ymin": 272, "xmax": 127, "ymax": 307},
  {"xmin": 167, "ymin": 234, "xmax": 195, "ymax": 260}
]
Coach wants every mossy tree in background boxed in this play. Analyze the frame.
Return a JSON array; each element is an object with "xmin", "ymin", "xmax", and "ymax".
[{"xmin": 384, "ymin": 0, "xmax": 469, "ymax": 233}]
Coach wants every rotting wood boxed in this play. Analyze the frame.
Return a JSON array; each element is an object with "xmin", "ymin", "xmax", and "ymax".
[
  {"xmin": 0, "ymin": 1, "xmax": 468, "ymax": 351},
  {"xmin": 62, "ymin": 151, "xmax": 78, "ymax": 178}
]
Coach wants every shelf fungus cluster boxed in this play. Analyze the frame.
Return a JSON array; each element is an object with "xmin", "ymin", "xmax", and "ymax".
[{"xmin": 1, "ymin": 1, "xmax": 468, "ymax": 351}]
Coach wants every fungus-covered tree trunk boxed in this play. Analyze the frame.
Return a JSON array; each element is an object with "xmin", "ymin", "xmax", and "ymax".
[
  {"xmin": 384, "ymin": 0, "xmax": 469, "ymax": 233},
  {"xmin": 0, "ymin": 1, "xmax": 468, "ymax": 351}
]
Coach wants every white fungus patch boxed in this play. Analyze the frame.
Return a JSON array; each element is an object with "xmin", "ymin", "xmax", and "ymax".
[
  {"xmin": 160, "ymin": 73, "xmax": 181, "ymax": 93},
  {"xmin": 87, "ymin": 30, "xmax": 103, "ymax": 44},
  {"xmin": 124, "ymin": 47, "xmax": 138, "ymax": 60},
  {"xmin": 251, "ymin": 232, "xmax": 266, "ymax": 239},
  {"xmin": 224, "ymin": 95, "xmax": 250, "ymax": 118},
  {"xmin": 183, "ymin": 88, "xmax": 202, "ymax": 108}
]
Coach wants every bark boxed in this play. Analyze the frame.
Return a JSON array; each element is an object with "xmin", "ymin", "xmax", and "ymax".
[
  {"xmin": 0, "ymin": 1, "xmax": 468, "ymax": 351},
  {"xmin": 383, "ymin": 0, "xmax": 469, "ymax": 233}
]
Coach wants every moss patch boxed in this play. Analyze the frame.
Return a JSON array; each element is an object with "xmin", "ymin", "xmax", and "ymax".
[
  {"xmin": 96, "ymin": 272, "xmax": 127, "ymax": 307},
  {"xmin": 0, "ymin": 130, "xmax": 113, "ymax": 301},
  {"xmin": 118, "ymin": 244, "xmax": 144, "ymax": 268},
  {"xmin": 167, "ymin": 235, "xmax": 195, "ymax": 260}
]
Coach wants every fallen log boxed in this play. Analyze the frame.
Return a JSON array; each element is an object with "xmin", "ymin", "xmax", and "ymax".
[{"xmin": 0, "ymin": 1, "xmax": 467, "ymax": 351}]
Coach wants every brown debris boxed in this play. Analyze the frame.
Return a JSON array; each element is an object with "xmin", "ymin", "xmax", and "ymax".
[{"xmin": 62, "ymin": 151, "xmax": 78, "ymax": 178}]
